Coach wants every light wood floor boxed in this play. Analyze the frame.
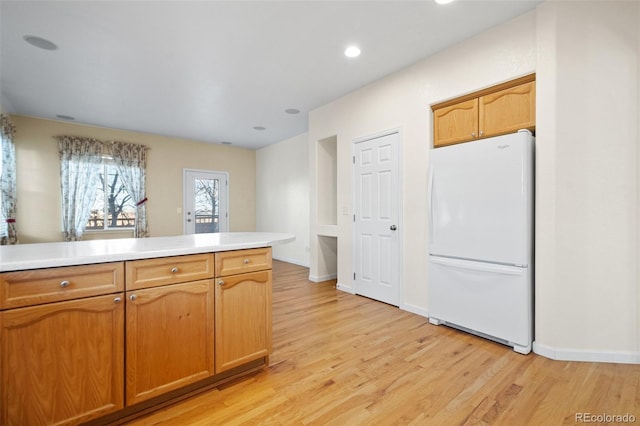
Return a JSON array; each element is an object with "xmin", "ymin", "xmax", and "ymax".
[{"xmin": 126, "ymin": 261, "xmax": 640, "ymax": 425}]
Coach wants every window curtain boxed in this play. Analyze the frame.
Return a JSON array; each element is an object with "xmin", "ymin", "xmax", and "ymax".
[
  {"xmin": 109, "ymin": 141, "xmax": 149, "ymax": 238},
  {"xmin": 57, "ymin": 136, "xmax": 104, "ymax": 241},
  {"xmin": 1, "ymin": 114, "xmax": 17, "ymax": 245}
]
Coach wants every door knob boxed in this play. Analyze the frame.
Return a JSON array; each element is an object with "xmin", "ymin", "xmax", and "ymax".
[{"xmin": 390, "ymin": 225, "xmax": 397, "ymax": 231}]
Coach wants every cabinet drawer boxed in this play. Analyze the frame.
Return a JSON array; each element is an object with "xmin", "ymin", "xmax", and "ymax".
[
  {"xmin": 215, "ymin": 247, "xmax": 272, "ymax": 277},
  {"xmin": 126, "ymin": 253, "xmax": 214, "ymax": 290},
  {"xmin": 0, "ymin": 262, "xmax": 124, "ymax": 310}
]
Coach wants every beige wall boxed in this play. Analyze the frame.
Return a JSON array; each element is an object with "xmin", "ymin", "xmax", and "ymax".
[
  {"xmin": 256, "ymin": 132, "xmax": 310, "ymax": 266},
  {"xmin": 12, "ymin": 115, "xmax": 256, "ymax": 243}
]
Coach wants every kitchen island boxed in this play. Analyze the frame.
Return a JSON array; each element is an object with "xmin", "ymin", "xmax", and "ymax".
[{"xmin": 0, "ymin": 232, "xmax": 294, "ymax": 426}]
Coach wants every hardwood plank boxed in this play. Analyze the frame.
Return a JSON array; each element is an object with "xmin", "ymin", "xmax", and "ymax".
[{"xmin": 124, "ymin": 261, "xmax": 640, "ymax": 425}]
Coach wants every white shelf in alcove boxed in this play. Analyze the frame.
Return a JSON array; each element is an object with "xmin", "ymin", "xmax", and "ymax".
[{"xmin": 316, "ymin": 225, "xmax": 338, "ymax": 237}]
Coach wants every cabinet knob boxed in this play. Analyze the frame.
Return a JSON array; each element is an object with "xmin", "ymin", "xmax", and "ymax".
[
  {"xmin": 171, "ymin": 267, "xmax": 179, "ymax": 273},
  {"xmin": 480, "ymin": 130, "xmax": 484, "ymax": 137},
  {"xmin": 243, "ymin": 259, "xmax": 250, "ymax": 264},
  {"xmin": 218, "ymin": 280, "xmax": 225, "ymax": 286},
  {"xmin": 471, "ymin": 132, "xmax": 477, "ymax": 138},
  {"xmin": 129, "ymin": 294, "xmax": 137, "ymax": 301},
  {"xmin": 114, "ymin": 297, "xmax": 122, "ymax": 304},
  {"xmin": 60, "ymin": 280, "xmax": 70, "ymax": 288}
]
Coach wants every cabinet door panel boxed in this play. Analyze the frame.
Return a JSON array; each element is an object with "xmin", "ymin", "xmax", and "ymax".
[
  {"xmin": 1, "ymin": 294, "xmax": 124, "ymax": 425},
  {"xmin": 479, "ymin": 81, "xmax": 536, "ymax": 138},
  {"xmin": 126, "ymin": 280, "xmax": 214, "ymax": 406},
  {"xmin": 215, "ymin": 270, "xmax": 272, "ymax": 372},
  {"xmin": 433, "ymin": 98, "xmax": 478, "ymax": 147}
]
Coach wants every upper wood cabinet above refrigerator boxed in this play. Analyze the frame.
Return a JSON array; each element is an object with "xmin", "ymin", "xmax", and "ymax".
[{"xmin": 432, "ymin": 74, "xmax": 536, "ymax": 148}]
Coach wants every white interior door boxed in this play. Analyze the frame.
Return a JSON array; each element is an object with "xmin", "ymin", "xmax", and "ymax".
[
  {"xmin": 353, "ymin": 131, "xmax": 401, "ymax": 306},
  {"xmin": 183, "ymin": 169, "xmax": 228, "ymax": 234}
]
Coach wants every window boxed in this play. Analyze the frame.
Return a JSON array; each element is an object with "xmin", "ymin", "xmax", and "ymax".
[
  {"xmin": 0, "ymin": 137, "xmax": 5, "ymax": 238},
  {"xmin": 87, "ymin": 160, "xmax": 136, "ymax": 230},
  {"xmin": 58, "ymin": 136, "xmax": 148, "ymax": 241},
  {"xmin": 1, "ymin": 113, "xmax": 17, "ymax": 244}
]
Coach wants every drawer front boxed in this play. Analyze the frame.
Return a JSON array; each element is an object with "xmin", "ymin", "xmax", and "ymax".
[
  {"xmin": 215, "ymin": 247, "xmax": 272, "ymax": 277},
  {"xmin": 1, "ymin": 262, "xmax": 125, "ymax": 309},
  {"xmin": 126, "ymin": 253, "xmax": 214, "ymax": 290}
]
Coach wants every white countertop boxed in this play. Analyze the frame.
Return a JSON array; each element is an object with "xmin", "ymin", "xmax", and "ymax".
[{"xmin": 0, "ymin": 232, "xmax": 295, "ymax": 272}]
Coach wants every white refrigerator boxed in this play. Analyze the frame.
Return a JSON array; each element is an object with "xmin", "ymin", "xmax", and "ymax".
[{"xmin": 427, "ymin": 130, "xmax": 534, "ymax": 354}]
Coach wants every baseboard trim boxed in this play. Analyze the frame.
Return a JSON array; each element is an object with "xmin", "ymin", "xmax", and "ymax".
[
  {"xmin": 273, "ymin": 256, "xmax": 309, "ymax": 268},
  {"xmin": 336, "ymin": 283, "xmax": 355, "ymax": 294},
  {"xmin": 401, "ymin": 303, "xmax": 429, "ymax": 318},
  {"xmin": 533, "ymin": 342, "xmax": 640, "ymax": 364},
  {"xmin": 308, "ymin": 273, "xmax": 337, "ymax": 283}
]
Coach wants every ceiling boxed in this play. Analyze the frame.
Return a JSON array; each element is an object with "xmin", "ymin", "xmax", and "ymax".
[{"xmin": 0, "ymin": 0, "xmax": 541, "ymax": 150}]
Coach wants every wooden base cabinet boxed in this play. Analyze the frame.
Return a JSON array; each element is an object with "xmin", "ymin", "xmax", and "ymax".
[
  {"xmin": 215, "ymin": 270, "xmax": 272, "ymax": 372},
  {"xmin": 214, "ymin": 248, "xmax": 273, "ymax": 373},
  {"xmin": 125, "ymin": 279, "xmax": 215, "ymax": 406},
  {"xmin": 0, "ymin": 293, "xmax": 125, "ymax": 425},
  {"xmin": 0, "ymin": 248, "xmax": 274, "ymax": 424}
]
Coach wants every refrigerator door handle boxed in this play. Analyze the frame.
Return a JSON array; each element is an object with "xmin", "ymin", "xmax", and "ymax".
[
  {"xmin": 428, "ymin": 166, "xmax": 435, "ymax": 245},
  {"xmin": 429, "ymin": 256, "xmax": 525, "ymax": 276}
]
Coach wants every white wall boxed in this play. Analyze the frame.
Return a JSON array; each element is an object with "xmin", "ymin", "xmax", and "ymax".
[
  {"xmin": 309, "ymin": 11, "xmax": 537, "ymax": 317},
  {"xmin": 309, "ymin": 1, "xmax": 640, "ymax": 362},
  {"xmin": 256, "ymin": 132, "xmax": 310, "ymax": 267},
  {"xmin": 534, "ymin": 1, "xmax": 639, "ymax": 362}
]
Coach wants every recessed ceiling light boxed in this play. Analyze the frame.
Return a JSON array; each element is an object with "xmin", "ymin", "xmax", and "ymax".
[
  {"xmin": 435, "ymin": 0, "xmax": 455, "ymax": 4},
  {"xmin": 344, "ymin": 46, "xmax": 361, "ymax": 58},
  {"xmin": 56, "ymin": 114, "xmax": 75, "ymax": 121},
  {"xmin": 23, "ymin": 35, "xmax": 58, "ymax": 51},
  {"xmin": 253, "ymin": 126, "xmax": 266, "ymax": 131},
  {"xmin": 284, "ymin": 108, "xmax": 300, "ymax": 115}
]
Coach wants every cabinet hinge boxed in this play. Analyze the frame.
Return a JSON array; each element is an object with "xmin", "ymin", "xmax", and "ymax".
[{"xmin": 353, "ymin": 272, "xmax": 356, "ymax": 280}]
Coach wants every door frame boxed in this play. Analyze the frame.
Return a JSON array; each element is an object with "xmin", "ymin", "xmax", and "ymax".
[
  {"xmin": 351, "ymin": 127, "xmax": 403, "ymax": 306},
  {"xmin": 183, "ymin": 168, "xmax": 229, "ymax": 234}
]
